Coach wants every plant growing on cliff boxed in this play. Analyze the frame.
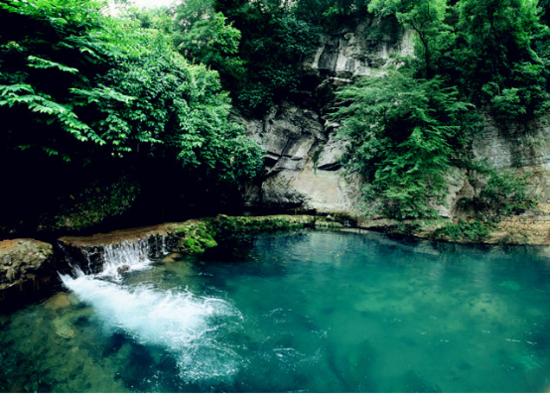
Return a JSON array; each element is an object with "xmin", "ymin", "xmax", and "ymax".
[
  {"xmin": 332, "ymin": 69, "xmax": 473, "ymax": 221},
  {"xmin": 369, "ymin": 0, "xmax": 550, "ymax": 120},
  {"xmin": 455, "ymin": 163, "xmax": 538, "ymax": 217},
  {"xmin": 368, "ymin": 0, "xmax": 449, "ymax": 78},
  {"xmin": 432, "ymin": 217, "xmax": 497, "ymax": 242},
  {"xmin": 432, "ymin": 164, "xmax": 537, "ymax": 242}
]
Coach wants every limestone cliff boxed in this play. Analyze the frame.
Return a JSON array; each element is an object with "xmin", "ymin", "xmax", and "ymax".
[
  {"xmin": 239, "ymin": 16, "xmax": 413, "ymax": 218},
  {"xmin": 471, "ymin": 117, "xmax": 550, "ymax": 203},
  {"xmin": 239, "ymin": 17, "xmax": 550, "ymax": 244}
]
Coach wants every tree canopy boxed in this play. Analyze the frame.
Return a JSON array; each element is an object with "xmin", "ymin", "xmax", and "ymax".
[
  {"xmin": 2, "ymin": 0, "xmax": 550, "ymax": 229},
  {"xmin": 0, "ymin": 0, "xmax": 263, "ymax": 183}
]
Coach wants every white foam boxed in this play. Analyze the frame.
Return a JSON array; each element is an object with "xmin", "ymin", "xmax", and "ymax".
[
  {"xmin": 60, "ymin": 236, "xmax": 242, "ymax": 383},
  {"xmin": 94, "ymin": 240, "xmax": 153, "ymax": 280},
  {"xmin": 61, "ymin": 272, "xmax": 242, "ymax": 382}
]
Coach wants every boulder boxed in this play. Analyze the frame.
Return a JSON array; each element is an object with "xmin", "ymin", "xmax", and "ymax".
[
  {"xmin": 0, "ymin": 239, "xmax": 54, "ymax": 290},
  {"xmin": 0, "ymin": 238, "xmax": 55, "ymax": 309},
  {"xmin": 117, "ymin": 265, "xmax": 130, "ymax": 274}
]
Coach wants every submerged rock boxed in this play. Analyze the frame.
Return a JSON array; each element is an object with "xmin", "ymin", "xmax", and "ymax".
[
  {"xmin": 44, "ymin": 293, "xmax": 71, "ymax": 311},
  {"xmin": 117, "ymin": 265, "xmax": 130, "ymax": 275},
  {"xmin": 327, "ymin": 340, "xmax": 378, "ymax": 392},
  {"xmin": 52, "ymin": 317, "xmax": 76, "ymax": 339}
]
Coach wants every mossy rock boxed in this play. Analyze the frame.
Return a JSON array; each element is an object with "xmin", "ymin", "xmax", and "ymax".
[
  {"xmin": 315, "ymin": 220, "xmax": 344, "ymax": 229},
  {"xmin": 203, "ymin": 240, "xmax": 218, "ymax": 248},
  {"xmin": 184, "ymin": 238, "xmax": 198, "ymax": 247},
  {"xmin": 189, "ymin": 245, "xmax": 205, "ymax": 254},
  {"xmin": 170, "ymin": 215, "xmax": 316, "ymax": 255}
]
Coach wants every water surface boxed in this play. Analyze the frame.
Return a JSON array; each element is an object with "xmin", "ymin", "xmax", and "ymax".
[{"xmin": 2, "ymin": 230, "xmax": 550, "ymax": 392}]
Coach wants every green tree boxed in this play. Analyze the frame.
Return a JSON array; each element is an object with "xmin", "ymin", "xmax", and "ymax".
[
  {"xmin": 174, "ymin": 11, "xmax": 245, "ymax": 78},
  {"xmin": 295, "ymin": 0, "xmax": 371, "ymax": 25},
  {"xmin": 453, "ymin": 0, "xmax": 550, "ymax": 118},
  {"xmin": 206, "ymin": 0, "xmax": 320, "ymax": 114},
  {"xmin": 369, "ymin": 0, "xmax": 450, "ymax": 78},
  {"xmin": 0, "ymin": 0, "xmax": 108, "ymax": 162},
  {"xmin": 0, "ymin": 0, "xmax": 263, "ymax": 183},
  {"xmin": 332, "ymin": 70, "xmax": 472, "ymax": 220}
]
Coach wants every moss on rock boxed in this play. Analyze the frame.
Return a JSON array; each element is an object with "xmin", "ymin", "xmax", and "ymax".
[
  {"xmin": 170, "ymin": 220, "xmax": 218, "ymax": 255},
  {"xmin": 211, "ymin": 214, "xmax": 315, "ymax": 240},
  {"xmin": 166, "ymin": 215, "xmax": 317, "ymax": 255}
]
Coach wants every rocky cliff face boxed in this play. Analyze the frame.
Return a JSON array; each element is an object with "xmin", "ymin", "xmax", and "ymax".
[
  {"xmin": 240, "ymin": 17, "xmax": 413, "ymax": 218},
  {"xmin": 471, "ymin": 117, "xmax": 550, "ymax": 204},
  {"xmin": 237, "ymin": 102, "xmax": 363, "ymax": 215},
  {"xmin": 305, "ymin": 17, "xmax": 414, "ymax": 79},
  {"xmin": 241, "ymin": 16, "xmax": 550, "ymax": 232}
]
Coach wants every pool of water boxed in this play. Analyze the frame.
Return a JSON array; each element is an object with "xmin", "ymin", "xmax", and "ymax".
[{"xmin": 2, "ymin": 230, "xmax": 550, "ymax": 392}]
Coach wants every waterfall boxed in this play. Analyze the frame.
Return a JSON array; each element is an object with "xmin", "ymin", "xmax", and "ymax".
[
  {"xmin": 98, "ymin": 239, "xmax": 153, "ymax": 280},
  {"xmin": 59, "ymin": 237, "xmax": 243, "ymax": 384}
]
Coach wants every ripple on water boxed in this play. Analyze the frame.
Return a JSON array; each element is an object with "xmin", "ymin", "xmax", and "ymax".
[{"xmin": 2, "ymin": 231, "xmax": 550, "ymax": 392}]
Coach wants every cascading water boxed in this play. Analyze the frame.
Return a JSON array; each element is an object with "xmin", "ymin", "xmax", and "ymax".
[
  {"xmin": 99, "ymin": 239, "xmax": 153, "ymax": 280},
  {"xmin": 59, "ymin": 238, "xmax": 243, "ymax": 385}
]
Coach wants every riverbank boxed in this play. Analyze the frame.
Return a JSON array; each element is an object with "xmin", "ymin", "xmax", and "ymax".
[{"xmin": 2, "ymin": 211, "xmax": 550, "ymax": 311}]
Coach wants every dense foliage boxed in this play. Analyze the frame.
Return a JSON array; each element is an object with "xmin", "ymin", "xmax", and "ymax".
[
  {"xmin": 330, "ymin": 0, "xmax": 548, "ymax": 221},
  {"xmin": 209, "ymin": 0, "xmax": 321, "ymax": 113},
  {"xmin": 1, "ymin": 0, "xmax": 549, "ymax": 233},
  {"xmin": 333, "ymin": 71, "xmax": 473, "ymax": 220},
  {"xmin": 0, "ymin": 0, "xmax": 265, "ymax": 235},
  {"xmin": 0, "ymin": 0, "xmax": 263, "ymax": 181}
]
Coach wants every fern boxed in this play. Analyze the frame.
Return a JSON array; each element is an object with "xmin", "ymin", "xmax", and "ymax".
[
  {"xmin": 27, "ymin": 55, "xmax": 79, "ymax": 74},
  {"xmin": 333, "ymin": 70, "xmax": 473, "ymax": 221},
  {"xmin": 70, "ymin": 86, "xmax": 135, "ymax": 104}
]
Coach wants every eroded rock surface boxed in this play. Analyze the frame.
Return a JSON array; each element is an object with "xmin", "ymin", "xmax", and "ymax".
[
  {"xmin": 305, "ymin": 17, "xmax": 414, "ymax": 78},
  {"xmin": 238, "ymin": 17, "xmax": 415, "ymax": 218},
  {"xmin": 0, "ymin": 239, "xmax": 54, "ymax": 290},
  {"xmin": 0, "ymin": 239, "xmax": 55, "ymax": 308},
  {"xmin": 261, "ymin": 164, "xmax": 363, "ymax": 215},
  {"xmin": 472, "ymin": 117, "xmax": 550, "ymax": 204},
  {"xmin": 239, "ymin": 101, "xmax": 364, "ymax": 216},
  {"xmin": 240, "ymin": 102, "xmax": 326, "ymax": 172}
]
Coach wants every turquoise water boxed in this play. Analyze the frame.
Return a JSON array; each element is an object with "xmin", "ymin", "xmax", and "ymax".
[{"xmin": 2, "ymin": 230, "xmax": 550, "ymax": 392}]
